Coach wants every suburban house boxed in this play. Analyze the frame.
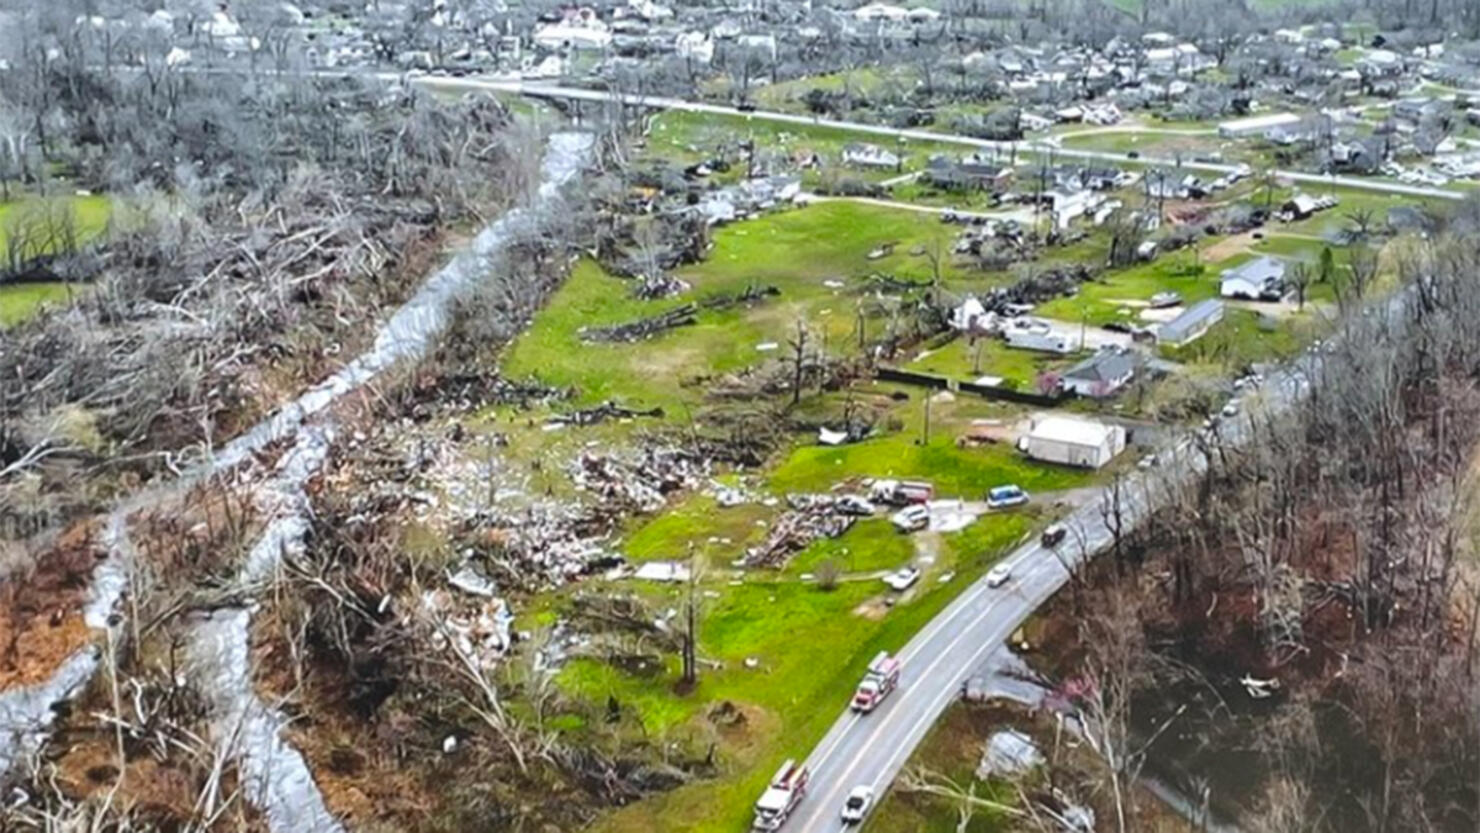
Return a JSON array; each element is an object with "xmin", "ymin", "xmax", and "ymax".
[
  {"xmin": 1156, "ymin": 298, "xmax": 1225, "ymax": 346},
  {"xmin": 1392, "ymin": 96, "xmax": 1441, "ymax": 123},
  {"xmin": 925, "ymin": 153, "xmax": 1012, "ymax": 190},
  {"xmin": 1045, "ymin": 188, "xmax": 1100, "ymax": 229},
  {"xmin": 951, "ymin": 297, "xmax": 993, "ymax": 332},
  {"xmin": 842, "ymin": 142, "xmax": 901, "ymax": 169},
  {"xmin": 1003, "ymin": 318, "xmax": 1075, "ymax": 353},
  {"xmin": 1061, "ymin": 348, "xmax": 1138, "ymax": 398},
  {"xmin": 1220, "ymin": 256, "xmax": 1287, "ymax": 301},
  {"xmin": 1217, "ymin": 112, "xmax": 1302, "ymax": 139},
  {"xmin": 1019, "ymin": 415, "xmax": 1128, "ymax": 469}
]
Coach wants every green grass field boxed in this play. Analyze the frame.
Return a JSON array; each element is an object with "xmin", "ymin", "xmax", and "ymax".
[
  {"xmin": 0, "ymin": 282, "xmax": 77, "ymax": 327},
  {"xmin": 501, "ymin": 200, "xmax": 998, "ymax": 412},
  {"xmin": 578, "ymin": 511, "xmax": 1034, "ymax": 833},
  {"xmin": 0, "ymin": 193, "xmax": 111, "ymax": 327}
]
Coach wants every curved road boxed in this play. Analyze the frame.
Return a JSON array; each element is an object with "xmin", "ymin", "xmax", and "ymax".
[{"xmin": 420, "ymin": 76, "xmax": 1465, "ymax": 202}]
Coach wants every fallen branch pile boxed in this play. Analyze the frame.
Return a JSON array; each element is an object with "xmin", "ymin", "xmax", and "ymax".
[
  {"xmin": 580, "ymin": 285, "xmax": 781, "ymax": 343},
  {"xmin": 744, "ymin": 501, "xmax": 857, "ymax": 568}
]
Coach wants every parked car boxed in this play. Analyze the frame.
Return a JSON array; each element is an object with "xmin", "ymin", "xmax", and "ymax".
[
  {"xmin": 1041, "ymin": 524, "xmax": 1067, "ymax": 548},
  {"xmin": 986, "ymin": 563, "xmax": 1013, "ymax": 588},
  {"xmin": 986, "ymin": 485, "xmax": 1029, "ymax": 510},
  {"xmin": 890, "ymin": 505, "xmax": 930, "ymax": 532},
  {"xmin": 841, "ymin": 786, "xmax": 875, "ymax": 824},
  {"xmin": 1222, "ymin": 400, "xmax": 1240, "ymax": 417},
  {"xmin": 883, "ymin": 567, "xmax": 921, "ymax": 591},
  {"xmin": 836, "ymin": 495, "xmax": 877, "ymax": 516}
]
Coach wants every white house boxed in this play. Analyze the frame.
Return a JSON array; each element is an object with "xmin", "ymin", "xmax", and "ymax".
[
  {"xmin": 1003, "ymin": 319, "xmax": 1074, "ymax": 354},
  {"xmin": 842, "ymin": 142, "xmax": 901, "ymax": 168},
  {"xmin": 1220, "ymin": 256, "xmax": 1287, "ymax": 301},
  {"xmin": 534, "ymin": 15, "xmax": 612, "ymax": 51},
  {"xmin": 675, "ymin": 31, "xmax": 714, "ymax": 63},
  {"xmin": 1218, "ymin": 112, "xmax": 1302, "ymax": 139},
  {"xmin": 951, "ymin": 297, "xmax": 993, "ymax": 332},
  {"xmin": 1019, "ymin": 415, "xmax": 1127, "ymax": 469},
  {"xmin": 853, "ymin": 2, "xmax": 909, "ymax": 21},
  {"xmin": 1045, "ymin": 189, "xmax": 1100, "ymax": 230}
]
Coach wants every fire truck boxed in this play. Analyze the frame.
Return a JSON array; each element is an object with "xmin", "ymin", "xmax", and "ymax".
[
  {"xmin": 752, "ymin": 759, "xmax": 810, "ymax": 830},
  {"xmin": 851, "ymin": 651, "xmax": 902, "ymax": 712}
]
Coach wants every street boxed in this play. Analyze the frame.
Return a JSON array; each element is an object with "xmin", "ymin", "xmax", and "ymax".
[{"xmin": 419, "ymin": 76, "xmax": 1467, "ymax": 202}]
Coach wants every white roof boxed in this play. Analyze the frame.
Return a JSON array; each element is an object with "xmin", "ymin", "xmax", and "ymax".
[
  {"xmin": 1028, "ymin": 416, "xmax": 1117, "ymax": 447},
  {"xmin": 1219, "ymin": 112, "xmax": 1302, "ymax": 131}
]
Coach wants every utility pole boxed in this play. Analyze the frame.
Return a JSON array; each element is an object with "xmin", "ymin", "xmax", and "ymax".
[{"xmin": 922, "ymin": 387, "xmax": 932, "ymax": 445}]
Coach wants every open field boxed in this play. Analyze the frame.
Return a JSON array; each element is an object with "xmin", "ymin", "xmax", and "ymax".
[{"xmin": 0, "ymin": 193, "xmax": 112, "ymax": 327}]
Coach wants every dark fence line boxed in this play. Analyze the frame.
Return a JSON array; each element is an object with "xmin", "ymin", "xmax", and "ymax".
[{"xmin": 874, "ymin": 365, "xmax": 1065, "ymax": 407}]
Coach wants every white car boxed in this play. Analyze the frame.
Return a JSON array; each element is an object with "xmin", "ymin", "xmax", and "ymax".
[
  {"xmin": 883, "ymin": 567, "xmax": 921, "ymax": 591},
  {"xmin": 986, "ymin": 563, "xmax": 1013, "ymax": 588},
  {"xmin": 1222, "ymin": 400, "xmax": 1240, "ymax": 417},
  {"xmin": 890, "ymin": 505, "xmax": 930, "ymax": 532},
  {"xmin": 986, "ymin": 485, "xmax": 1029, "ymax": 510},
  {"xmin": 841, "ymin": 785, "xmax": 875, "ymax": 824}
]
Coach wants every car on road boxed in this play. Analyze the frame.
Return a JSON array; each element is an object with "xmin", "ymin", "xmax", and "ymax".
[
  {"xmin": 840, "ymin": 786, "xmax": 875, "ymax": 824},
  {"xmin": 736, "ymin": 101, "xmax": 757, "ymax": 112},
  {"xmin": 1041, "ymin": 524, "xmax": 1067, "ymax": 548},
  {"xmin": 883, "ymin": 566, "xmax": 921, "ymax": 591},
  {"xmin": 1126, "ymin": 150, "xmax": 1140, "ymax": 159},
  {"xmin": 986, "ymin": 563, "xmax": 1013, "ymax": 588},
  {"xmin": 986, "ymin": 485, "xmax": 1029, "ymax": 510},
  {"xmin": 890, "ymin": 505, "xmax": 930, "ymax": 532}
]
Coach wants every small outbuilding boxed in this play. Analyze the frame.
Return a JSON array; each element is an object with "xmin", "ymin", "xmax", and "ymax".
[{"xmin": 1018, "ymin": 415, "xmax": 1127, "ymax": 469}]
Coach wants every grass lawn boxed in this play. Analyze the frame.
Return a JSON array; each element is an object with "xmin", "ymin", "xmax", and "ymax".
[
  {"xmin": 644, "ymin": 110, "xmax": 965, "ymax": 186},
  {"xmin": 1036, "ymin": 251, "xmax": 1241, "ymax": 327},
  {"xmin": 575, "ymin": 511, "xmax": 1035, "ymax": 833},
  {"xmin": 0, "ymin": 282, "xmax": 77, "ymax": 328},
  {"xmin": 0, "ymin": 193, "xmax": 110, "ymax": 328},
  {"xmin": 500, "ymin": 200, "xmax": 1002, "ymax": 413},
  {"xmin": 0, "ymin": 193, "xmax": 110, "ymax": 253},
  {"xmin": 768, "ymin": 422, "xmax": 1088, "ymax": 499},
  {"xmin": 908, "ymin": 336, "xmax": 1077, "ymax": 390},
  {"xmin": 1163, "ymin": 307, "xmax": 1311, "ymax": 370}
]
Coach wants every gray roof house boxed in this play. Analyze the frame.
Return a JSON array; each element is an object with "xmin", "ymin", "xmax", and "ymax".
[
  {"xmin": 1156, "ymin": 298, "xmax": 1225, "ymax": 346},
  {"xmin": 1220, "ymin": 256, "xmax": 1287, "ymax": 301},
  {"xmin": 1062, "ymin": 348, "xmax": 1139, "ymax": 398}
]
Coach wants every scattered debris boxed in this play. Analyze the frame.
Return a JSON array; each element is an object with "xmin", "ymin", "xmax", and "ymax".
[
  {"xmin": 633, "ymin": 561, "xmax": 693, "ymax": 582},
  {"xmin": 546, "ymin": 401, "xmax": 666, "ymax": 427},
  {"xmin": 977, "ymin": 730, "xmax": 1043, "ymax": 779},
  {"xmin": 745, "ymin": 500, "xmax": 857, "ymax": 567},
  {"xmin": 580, "ymin": 285, "xmax": 781, "ymax": 342}
]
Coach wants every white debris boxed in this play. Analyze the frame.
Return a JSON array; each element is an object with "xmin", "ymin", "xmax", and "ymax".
[
  {"xmin": 448, "ymin": 565, "xmax": 498, "ymax": 597},
  {"xmin": 756, "ymin": 342, "xmax": 779, "ymax": 351},
  {"xmin": 977, "ymin": 730, "xmax": 1043, "ymax": 779},
  {"xmin": 633, "ymin": 561, "xmax": 692, "ymax": 582},
  {"xmin": 443, "ymin": 735, "xmax": 459, "ymax": 754}
]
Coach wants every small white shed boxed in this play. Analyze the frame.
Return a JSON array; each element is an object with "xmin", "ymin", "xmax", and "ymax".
[{"xmin": 1019, "ymin": 415, "xmax": 1127, "ymax": 469}]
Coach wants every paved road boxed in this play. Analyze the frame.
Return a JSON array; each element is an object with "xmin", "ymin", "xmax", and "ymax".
[{"xmin": 419, "ymin": 76, "xmax": 1466, "ymax": 202}]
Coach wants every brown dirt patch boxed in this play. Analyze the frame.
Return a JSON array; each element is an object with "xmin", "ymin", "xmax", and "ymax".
[
  {"xmin": 852, "ymin": 596, "xmax": 889, "ymax": 620},
  {"xmin": 0, "ymin": 521, "xmax": 102, "ymax": 690},
  {"xmin": 1203, "ymin": 230, "xmax": 1256, "ymax": 262}
]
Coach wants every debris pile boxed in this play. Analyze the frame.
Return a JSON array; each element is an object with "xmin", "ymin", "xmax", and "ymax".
[
  {"xmin": 546, "ymin": 401, "xmax": 666, "ymax": 427},
  {"xmin": 569, "ymin": 447, "xmax": 709, "ymax": 514},
  {"xmin": 423, "ymin": 579, "xmax": 517, "ymax": 668},
  {"xmin": 744, "ymin": 499, "xmax": 859, "ymax": 567},
  {"xmin": 580, "ymin": 285, "xmax": 781, "ymax": 343}
]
